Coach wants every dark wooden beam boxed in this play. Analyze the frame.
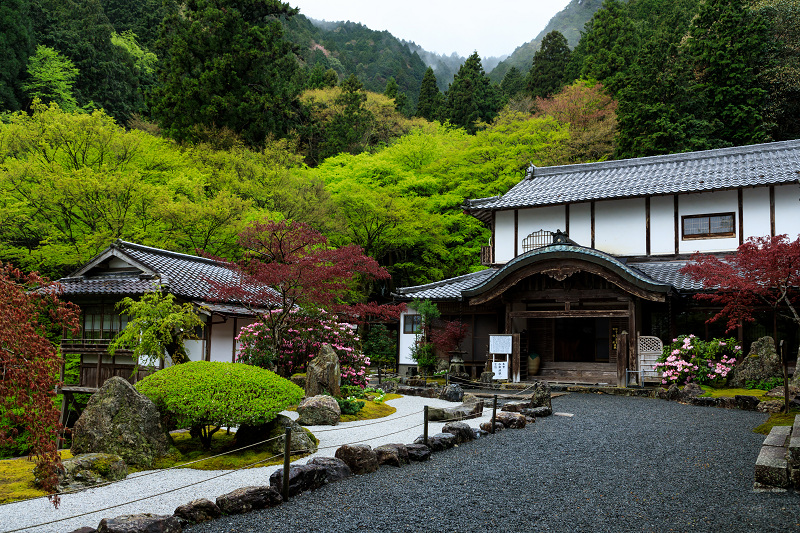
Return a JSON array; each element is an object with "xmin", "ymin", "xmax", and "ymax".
[
  {"xmin": 565, "ymin": 204, "xmax": 570, "ymax": 236},
  {"xmin": 673, "ymin": 194, "xmax": 679, "ymax": 255},
  {"xmin": 645, "ymin": 196, "xmax": 651, "ymax": 256},
  {"xmin": 509, "ymin": 310, "xmax": 630, "ymax": 318},
  {"xmin": 590, "ymin": 201, "xmax": 596, "ymax": 248},
  {"xmin": 514, "ymin": 210, "xmax": 519, "ymax": 257},
  {"xmin": 738, "ymin": 188, "xmax": 744, "ymax": 246},
  {"xmin": 770, "ymin": 185, "xmax": 776, "ymax": 237}
]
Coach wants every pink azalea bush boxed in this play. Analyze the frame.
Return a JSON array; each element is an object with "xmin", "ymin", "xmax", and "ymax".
[
  {"xmin": 236, "ymin": 308, "xmax": 370, "ymax": 388},
  {"xmin": 655, "ymin": 334, "xmax": 741, "ymax": 386}
]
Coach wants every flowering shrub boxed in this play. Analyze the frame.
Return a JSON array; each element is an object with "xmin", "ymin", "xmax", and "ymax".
[
  {"xmin": 655, "ymin": 334, "xmax": 741, "ymax": 386},
  {"xmin": 236, "ymin": 308, "xmax": 370, "ymax": 388}
]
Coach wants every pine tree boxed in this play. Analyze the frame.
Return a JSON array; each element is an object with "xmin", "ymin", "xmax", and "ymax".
[
  {"xmin": 526, "ymin": 30, "xmax": 572, "ymax": 98},
  {"xmin": 441, "ymin": 52, "xmax": 502, "ymax": 134},
  {"xmin": 416, "ymin": 67, "xmax": 442, "ymax": 120},
  {"xmin": 321, "ymin": 74, "xmax": 374, "ymax": 159},
  {"xmin": 576, "ymin": 0, "xmax": 637, "ymax": 96},
  {"xmin": 500, "ymin": 66, "xmax": 526, "ymax": 98},
  {"xmin": 0, "ymin": 0, "xmax": 34, "ymax": 112}
]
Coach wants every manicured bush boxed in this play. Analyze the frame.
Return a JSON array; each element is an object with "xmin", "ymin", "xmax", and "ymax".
[
  {"xmin": 135, "ymin": 362, "xmax": 304, "ymax": 449},
  {"xmin": 655, "ymin": 335, "xmax": 741, "ymax": 386}
]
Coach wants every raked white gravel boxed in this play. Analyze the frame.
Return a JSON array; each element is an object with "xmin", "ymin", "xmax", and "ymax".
[{"xmin": 0, "ymin": 394, "xmax": 493, "ymax": 533}]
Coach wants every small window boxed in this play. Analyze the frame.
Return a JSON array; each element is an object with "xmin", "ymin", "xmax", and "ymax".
[
  {"xmin": 682, "ymin": 213, "xmax": 735, "ymax": 239},
  {"xmin": 403, "ymin": 314, "xmax": 422, "ymax": 334}
]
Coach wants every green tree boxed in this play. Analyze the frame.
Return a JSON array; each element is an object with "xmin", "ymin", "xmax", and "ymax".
[
  {"xmin": 150, "ymin": 0, "xmax": 301, "ymax": 147},
  {"xmin": 0, "ymin": 0, "xmax": 34, "ymax": 112},
  {"xmin": 100, "ymin": 0, "xmax": 177, "ymax": 48},
  {"xmin": 441, "ymin": 52, "xmax": 503, "ymax": 134},
  {"xmin": 500, "ymin": 66, "xmax": 526, "ymax": 98},
  {"xmin": 21, "ymin": 47, "xmax": 80, "ymax": 111},
  {"xmin": 527, "ymin": 30, "xmax": 572, "ymax": 98},
  {"xmin": 363, "ymin": 323, "xmax": 397, "ymax": 369},
  {"xmin": 320, "ymin": 74, "xmax": 375, "ymax": 159},
  {"xmin": 384, "ymin": 76, "xmax": 408, "ymax": 113},
  {"xmin": 415, "ymin": 67, "xmax": 442, "ymax": 120},
  {"xmin": 576, "ymin": 0, "xmax": 637, "ymax": 96},
  {"xmin": 109, "ymin": 290, "xmax": 205, "ymax": 366}
]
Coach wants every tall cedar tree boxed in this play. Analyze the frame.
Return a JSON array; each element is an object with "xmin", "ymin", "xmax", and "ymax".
[
  {"xmin": 150, "ymin": 0, "xmax": 301, "ymax": 147},
  {"xmin": 0, "ymin": 0, "xmax": 34, "ymax": 112},
  {"xmin": 500, "ymin": 66, "xmax": 526, "ymax": 98},
  {"xmin": 416, "ymin": 66, "xmax": 442, "ymax": 120},
  {"xmin": 682, "ymin": 0, "xmax": 771, "ymax": 147},
  {"xmin": 441, "ymin": 52, "xmax": 503, "ymax": 134},
  {"xmin": 0, "ymin": 265, "xmax": 80, "ymax": 503},
  {"xmin": 208, "ymin": 219, "xmax": 389, "ymax": 361},
  {"xmin": 320, "ymin": 74, "xmax": 375, "ymax": 159},
  {"xmin": 527, "ymin": 30, "xmax": 572, "ymax": 98},
  {"xmin": 680, "ymin": 235, "xmax": 800, "ymax": 334}
]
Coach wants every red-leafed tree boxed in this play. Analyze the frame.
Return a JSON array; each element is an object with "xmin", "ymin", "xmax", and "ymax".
[
  {"xmin": 0, "ymin": 265, "xmax": 80, "ymax": 505},
  {"xmin": 430, "ymin": 319, "xmax": 469, "ymax": 355},
  {"xmin": 680, "ymin": 235, "xmax": 800, "ymax": 332},
  {"xmin": 209, "ymin": 219, "xmax": 392, "ymax": 372}
]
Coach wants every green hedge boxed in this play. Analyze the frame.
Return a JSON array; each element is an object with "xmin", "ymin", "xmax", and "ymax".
[{"xmin": 135, "ymin": 362, "xmax": 305, "ymax": 430}]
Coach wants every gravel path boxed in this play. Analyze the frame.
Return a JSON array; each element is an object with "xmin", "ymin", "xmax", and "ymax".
[
  {"xmin": 185, "ymin": 394, "xmax": 800, "ymax": 533},
  {"xmin": 0, "ymin": 395, "xmax": 492, "ymax": 533}
]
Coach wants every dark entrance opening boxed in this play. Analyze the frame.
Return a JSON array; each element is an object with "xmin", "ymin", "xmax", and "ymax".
[{"xmin": 554, "ymin": 318, "xmax": 610, "ymax": 362}]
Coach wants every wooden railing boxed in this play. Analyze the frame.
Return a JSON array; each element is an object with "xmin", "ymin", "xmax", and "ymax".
[{"xmin": 480, "ymin": 246, "xmax": 493, "ymax": 266}]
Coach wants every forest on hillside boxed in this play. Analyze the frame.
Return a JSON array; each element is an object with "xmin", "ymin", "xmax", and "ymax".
[{"xmin": 1, "ymin": 0, "xmax": 799, "ymax": 304}]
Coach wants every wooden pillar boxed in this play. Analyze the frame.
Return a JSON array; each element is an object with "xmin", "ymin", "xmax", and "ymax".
[
  {"xmin": 617, "ymin": 331, "xmax": 628, "ymax": 388},
  {"xmin": 231, "ymin": 317, "xmax": 238, "ymax": 362},
  {"xmin": 628, "ymin": 300, "xmax": 637, "ymax": 373},
  {"xmin": 512, "ymin": 333, "xmax": 520, "ymax": 383},
  {"xmin": 205, "ymin": 316, "xmax": 213, "ymax": 362}
]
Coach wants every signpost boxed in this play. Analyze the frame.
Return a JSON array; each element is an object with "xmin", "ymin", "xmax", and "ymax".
[{"xmin": 488, "ymin": 334, "xmax": 520, "ymax": 382}]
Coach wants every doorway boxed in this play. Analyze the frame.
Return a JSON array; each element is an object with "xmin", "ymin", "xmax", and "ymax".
[{"xmin": 554, "ymin": 318, "xmax": 610, "ymax": 362}]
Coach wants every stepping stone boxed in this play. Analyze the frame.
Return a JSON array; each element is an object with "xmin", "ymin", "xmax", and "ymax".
[
  {"xmin": 764, "ymin": 425, "xmax": 790, "ymax": 447},
  {"xmin": 755, "ymin": 445, "xmax": 789, "ymax": 488}
]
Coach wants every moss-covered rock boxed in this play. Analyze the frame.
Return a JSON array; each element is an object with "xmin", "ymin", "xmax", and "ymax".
[{"xmin": 52, "ymin": 453, "xmax": 127, "ymax": 492}]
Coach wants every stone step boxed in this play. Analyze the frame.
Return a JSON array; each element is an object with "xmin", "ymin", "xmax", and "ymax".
[{"xmin": 755, "ymin": 442, "xmax": 789, "ymax": 489}]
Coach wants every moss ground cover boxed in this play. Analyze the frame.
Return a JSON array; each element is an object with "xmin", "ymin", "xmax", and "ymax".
[
  {"xmin": 339, "ymin": 394, "xmax": 401, "ymax": 422},
  {"xmin": 0, "ymin": 450, "xmax": 72, "ymax": 504},
  {"xmin": 753, "ymin": 410, "xmax": 800, "ymax": 435},
  {"xmin": 700, "ymin": 386, "xmax": 772, "ymax": 401}
]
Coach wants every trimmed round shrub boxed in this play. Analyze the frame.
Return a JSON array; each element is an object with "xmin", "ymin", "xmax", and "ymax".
[{"xmin": 135, "ymin": 362, "xmax": 304, "ymax": 449}]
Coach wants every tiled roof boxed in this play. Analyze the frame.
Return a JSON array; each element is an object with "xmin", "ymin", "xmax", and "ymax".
[
  {"xmin": 58, "ymin": 241, "xmax": 260, "ymax": 307},
  {"xmin": 463, "ymin": 139, "xmax": 800, "ymax": 220},
  {"xmin": 627, "ymin": 261, "xmax": 707, "ymax": 291},
  {"xmin": 393, "ymin": 269, "xmax": 498, "ymax": 301}
]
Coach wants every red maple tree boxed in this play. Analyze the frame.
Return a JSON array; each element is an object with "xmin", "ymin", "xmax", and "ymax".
[
  {"xmin": 0, "ymin": 265, "xmax": 80, "ymax": 504},
  {"xmin": 209, "ymin": 219, "xmax": 392, "ymax": 361},
  {"xmin": 680, "ymin": 234, "xmax": 800, "ymax": 332}
]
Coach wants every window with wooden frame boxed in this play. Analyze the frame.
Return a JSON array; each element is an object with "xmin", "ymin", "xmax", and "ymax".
[
  {"xmin": 403, "ymin": 314, "xmax": 422, "ymax": 334},
  {"xmin": 681, "ymin": 212, "xmax": 735, "ymax": 239}
]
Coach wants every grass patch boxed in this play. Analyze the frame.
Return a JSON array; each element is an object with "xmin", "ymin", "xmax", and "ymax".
[
  {"xmin": 700, "ymin": 386, "xmax": 772, "ymax": 401},
  {"xmin": 339, "ymin": 396, "xmax": 400, "ymax": 423},
  {"xmin": 753, "ymin": 410, "xmax": 800, "ymax": 435},
  {"xmin": 0, "ymin": 450, "xmax": 72, "ymax": 505}
]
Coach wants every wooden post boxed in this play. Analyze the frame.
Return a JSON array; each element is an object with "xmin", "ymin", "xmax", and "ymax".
[
  {"xmin": 491, "ymin": 395, "xmax": 498, "ymax": 434},
  {"xmin": 616, "ymin": 331, "xmax": 628, "ymax": 388},
  {"xmin": 781, "ymin": 340, "xmax": 789, "ymax": 414},
  {"xmin": 282, "ymin": 427, "xmax": 291, "ymax": 501},
  {"xmin": 423, "ymin": 406, "xmax": 429, "ymax": 447},
  {"xmin": 512, "ymin": 333, "xmax": 521, "ymax": 383}
]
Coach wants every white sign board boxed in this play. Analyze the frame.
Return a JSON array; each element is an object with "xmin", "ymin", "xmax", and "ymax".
[
  {"xmin": 489, "ymin": 334, "xmax": 513, "ymax": 355},
  {"xmin": 492, "ymin": 360, "xmax": 509, "ymax": 380}
]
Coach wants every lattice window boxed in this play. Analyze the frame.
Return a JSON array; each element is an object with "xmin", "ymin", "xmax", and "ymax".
[
  {"xmin": 638, "ymin": 336, "xmax": 664, "ymax": 380},
  {"xmin": 521, "ymin": 230, "xmax": 554, "ymax": 252}
]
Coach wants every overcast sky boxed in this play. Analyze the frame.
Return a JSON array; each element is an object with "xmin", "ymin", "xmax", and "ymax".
[{"xmin": 290, "ymin": 1, "xmax": 572, "ymax": 58}]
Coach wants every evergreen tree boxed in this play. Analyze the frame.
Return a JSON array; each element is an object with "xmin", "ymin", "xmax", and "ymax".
[
  {"xmin": 150, "ymin": 0, "xmax": 301, "ymax": 146},
  {"xmin": 576, "ymin": 0, "xmax": 637, "ymax": 96},
  {"xmin": 500, "ymin": 66, "xmax": 526, "ymax": 98},
  {"xmin": 441, "ymin": 52, "xmax": 502, "ymax": 134},
  {"xmin": 0, "ymin": 0, "xmax": 35, "ymax": 112},
  {"xmin": 99, "ymin": 0, "xmax": 177, "ymax": 48},
  {"xmin": 683, "ymin": 0, "xmax": 771, "ymax": 146},
  {"xmin": 384, "ymin": 76, "xmax": 407, "ymax": 112},
  {"xmin": 321, "ymin": 74, "xmax": 374, "ymax": 159},
  {"xmin": 526, "ymin": 30, "xmax": 572, "ymax": 98},
  {"xmin": 415, "ymin": 67, "xmax": 442, "ymax": 120}
]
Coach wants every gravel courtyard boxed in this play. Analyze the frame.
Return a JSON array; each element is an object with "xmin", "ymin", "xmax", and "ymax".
[{"xmin": 188, "ymin": 393, "xmax": 800, "ymax": 533}]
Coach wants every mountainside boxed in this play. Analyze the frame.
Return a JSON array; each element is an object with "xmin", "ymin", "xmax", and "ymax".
[{"xmin": 489, "ymin": 0, "xmax": 604, "ymax": 83}]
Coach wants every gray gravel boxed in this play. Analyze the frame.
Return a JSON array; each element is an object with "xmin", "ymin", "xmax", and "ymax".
[{"xmin": 187, "ymin": 394, "xmax": 800, "ymax": 533}]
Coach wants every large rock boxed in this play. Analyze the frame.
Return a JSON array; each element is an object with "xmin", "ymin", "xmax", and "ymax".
[
  {"xmin": 305, "ymin": 343, "xmax": 341, "ymax": 398},
  {"xmin": 56, "ymin": 453, "xmax": 127, "ymax": 492},
  {"xmin": 405, "ymin": 443, "xmax": 431, "ymax": 461},
  {"xmin": 236, "ymin": 415, "xmax": 317, "ymax": 456},
  {"xmin": 297, "ymin": 395, "xmax": 341, "ymax": 426},
  {"xmin": 215, "ymin": 486, "xmax": 282, "ymax": 515},
  {"xmin": 729, "ymin": 336, "xmax": 783, "ymax": 388},
  {"xmin": 97, "ymin": 514, "xmax": 181, "ymax": 533},
  {"xmin": 374, "ymin": 444, "xmax": 409, "ymax": 467},
  {"xmin": 441, "ymin": 422, "xmax": 474, "ymax": 444},
  {"xmin": 529, "ymin": 381, "xmax": 552, "ymax": 409},
  {"xmin": 72, "ymin": 377, "xmax": 169, "ymax": 468},
  {"xmin": 334, "ymin": 444, "xmax": 379, "ymax": 474},
  {"xmin": 269, "ymin": 463, "xmax": 329, "ymax": 498},
  {"xmin": 413, "ymin": 432, "xmax": 456, "ymax": 452},
  {"xmin": 439, "ymin": 384, "xmax": 464, "ymax": 403},
  {"xmin": 521, "ymin": 406, "xmax": 552, "ymax": 418},
  {"xmin": 306, "ymin": 456, "xmax": 352, "ymax": 483},
  {"xmin": 501, "ymin": 400, "xmax": 529, "ymax": 413},
  {"xmin": 173, "ymin": 499, "xmax": 220, "ymax": 524},
  {"xmin": 496, "ymin": 411, "xmax": 526, "ymax": 429}
]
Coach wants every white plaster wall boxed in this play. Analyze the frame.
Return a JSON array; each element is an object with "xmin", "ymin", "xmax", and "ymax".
[
  {"xmin": 569, "ymin": 202, "xmax": 592, "ymax": 247},
  {"xmin": 774, "ymin": 183, "xmax": 800, "ymax": 237},
  {"xmin": 209, "ymin": 317, "xmax": 236, "ymax": 363},
  {"xmin": 595, "ymin": 198, "xmax": 647, "ymax": 256},
  {"xmin": 678, "ymin": 190, "xmax": 739, "ymax": 253},
  {"xmin": 650, "ymin": 195, "xmax": 675, "ymax": 255},
  {"xmin": 517, "ymin": 206, "xmax": 566, "ymax": 254},
  {"xmin": 184, "ymin": 339, "xmax": 204, "ymax": 362},
  {"xmin": 398, "ymin": 309, "xmax": 417, "ymax": 365},
  {"xmin": 494, "ymin": 210, "xmax": 515, "ymax": 263},
  {"xmin": 742, "ymin": 187, "xmax": 771, "ymax": 240}
]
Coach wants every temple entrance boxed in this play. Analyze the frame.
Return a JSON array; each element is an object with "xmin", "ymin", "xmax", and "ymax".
[{"xmin": 553, "ymin": 318, "xmax": 610, "ymax": 363}]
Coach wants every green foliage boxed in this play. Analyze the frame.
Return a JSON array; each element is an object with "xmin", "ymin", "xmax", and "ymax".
[
  {"xmin": 336, "ymin": 396, "xmax": 365, "ymax": 416},
  {"xmin": 746, "ymin": 376, "xmax": 784, "ymax": 391},
  {"xmin": 416, "ymin": 67, "xmax": 442, "ymax": 120},
  {"xmin": 99, "ymin": 0, "xmax": 177, "ymax": 48},
  {"xmin": 0, "ymin": 0, "xmax": 34, "ymax": 112},
  {"xmin": 363, "ymin": 324, "xmax": 397, "ymax": 368},
  {"xmin": 527, "ymin": 30, "xmax": 572, "ymax": 98},
  {"xmin": 320, "ymin": 74, "xmax": 374, "ymax": 160},
  {"xmin": 409, "ymin": 343, "xmax": 438, "ymax": 374},
  {"xmin": 108, "ymin": 290, "xmax": 205, "ymax": 366},
  {"xmin": 150, "ymin": 0, "xmax": 301, "ymax": 147},
  {"xmin": 656, "ymin": 335, "xmax": 741, "ymax": 386},
  {"xmin": 500, "ymin": 67, "xmax": 526, "ymax": 98},
  {"xmin": 135, "ymin": 361, "xmax": 304, "ymax": 449},
  {"xmin": 441, "ymin": 52, "xmax": 503, "ymax": 134},
  {"xmin": 21, "ymin": 46, "xmax": 79, "ymax": 111}
]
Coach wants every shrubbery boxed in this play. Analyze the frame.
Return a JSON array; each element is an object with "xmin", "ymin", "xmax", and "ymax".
[
  {"xmin": 655, "ymin": 335, "xmax": 741, "ymax": 386},
  {"xmin": 135, "ymin": 361, "xmax": 304, "ymax": 449}
]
